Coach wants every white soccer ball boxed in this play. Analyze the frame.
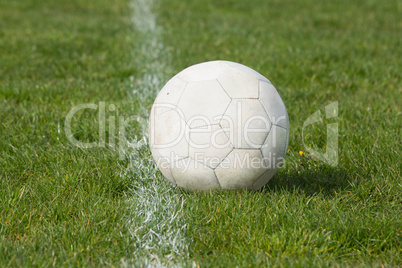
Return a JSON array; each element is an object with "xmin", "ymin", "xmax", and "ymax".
[{"xmin": 148, "ymin": 60, "xmax": 289, "ymax": 191}]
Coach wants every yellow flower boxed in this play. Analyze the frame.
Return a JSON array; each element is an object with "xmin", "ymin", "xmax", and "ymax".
[{"xmin": 299, "ymin": 151, "xmax": 304, "ymax": 156}]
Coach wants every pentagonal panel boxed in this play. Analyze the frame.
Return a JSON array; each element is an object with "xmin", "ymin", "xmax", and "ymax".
[
  {"xmin": 215, "ymin": 149, "xmax": 267, "ymax": 190},
  {"xmin": 189, "ymin": 124, "xmax": 233, "ymax": 169},
  {"xmin": 178, "ymin": 61, "xmax": 229, "ymax": 82},
  {"xmin": 177, "ymin": 80, "xmax": 231, "ymax": 128},
  {"xmin": 149, "ymin": 108, "xmax": 189, "ymax": 160},
  {"xmin": 261, "ymin": 125, "xmax": 288, "ymax": 169},
  {"xmin": 249, "ymin": 168, "xmax": 278, "ymax": 191},
  {"xmin": 259, "ymin": 81, "xmax": 289, "ymax": 129},
  {"xmin": 155, "ymin": 75, "xmax": 188, "ymax": 106},
  {"xmin": 217, "ymin": 67, "xmax": 259, "ymax": 98},
  {"xmin": 221, "ymin": 61, "xmax": 269, "ymax": 82},
  {"xmin": 220, "ymin": 99, "xmax": 271, "ymax": 148},
  {"xmin": 171, "ymin": 158, "xmax": 220, "ymax": 191}
]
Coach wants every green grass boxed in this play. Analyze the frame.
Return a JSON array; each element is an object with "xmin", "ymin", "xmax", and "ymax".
[
  {"xmin": 159, "ymin": 0, "xmax": 401, "ymax": 265},
  {"xmin": 0, "ymin": 0, "xmax": 401, "ymax": 266},
  {"xmin": 0, "ymin": 0, "xmax": 172, "ymax": 266}
]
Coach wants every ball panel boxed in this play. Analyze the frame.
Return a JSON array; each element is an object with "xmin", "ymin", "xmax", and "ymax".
[
  {"xmin": 171, "ymin": 158, "xmax": 220, "ymax": 191},
  {"xmin": 149, "ymin": 109, "xmax": 189, "ymax": 160},
  {"xmin": 160, "ymin": 167, "xmax": 176, "ymax": 185},
  {"xmin": 151, "ymin": 149, "xmax": 176, "ymax": 185},
  {"xmin": 261, "ymin": 125, "xmax": 288, "ymax": 169},
  {"xmin": 221, "ymin": 99, "xmax": 271, "ymax": 149},
  {"xmin": 177, "ymin": 80, "xmax": 231, "ymax": 128},
  {"xmin": 178, "ymin": 61, "xmax": 229, "ymax": 82},
  {"xmin": 155, "ymin": 76, "xmax": 188, "ymax": 106},
  {"xmin": 221, "ymin": 61, "xmax": 270, "ymax": 82},
  {"xmin": 215, "ymin": 149, "xmax": 266, "ymax": 190},
  {"xmin": 249, "ymin": 168, "xmax": 278, "ymax": 191},
  {"xmin": 189, "ymin": 124, "xmax": 234, "ymax": 169},
  {"xmin": 217, "ymin": 68, "xmax": 259, "ymax": 98},
  {"xmin": 259, "ymin": 80, "xmax": 289, "ymax": 129},
  {"xmin": 150, "ymin": 102, "xmax": 176, "ymax": 119}
]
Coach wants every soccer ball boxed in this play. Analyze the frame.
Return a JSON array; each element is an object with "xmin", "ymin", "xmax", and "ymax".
[{"xmin": 149, "ymin": 61, "xmax": 289, "ymax": 191}]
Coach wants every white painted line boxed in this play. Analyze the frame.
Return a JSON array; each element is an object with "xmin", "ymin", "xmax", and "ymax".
[{"xmin": 122, "ymin": 0, "xmax": 190, "ymax": 266}]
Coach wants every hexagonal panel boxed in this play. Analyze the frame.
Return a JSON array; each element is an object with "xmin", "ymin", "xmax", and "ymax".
[
  {"xmin": 149, "ymin": 108, "xmax": 189, "ymax": 160},
  {"xmin": 249, "ymin": 168, "xmax": 278, "ymax": 191},
  {"xmin": 215, "ymin": 149, "xmax": 267, "ymax": 190},
  {"xmin": 261, "ymin": 125, "xmax": 288, "ymax": 169},
  {"xmin": 189, "ymin": 124, "xmax": 234, "ymax": 169},
  {"xmin": 220, "ymin": 99, "xmax": 271, "ymax": 148},
  {"xmin": 217, "ymin": 67, "xmax": 259, "ymax": 98},
  {"xmin": 178, "ymin": 61, "xmax": 229, "ymax": 82},
  {"xmin": 170, "ymin": 158, "xmax": 220, "ymax": 191},
  {"xmin": 177, "ymin": 80, "xmax": 231, "ymax": 128},
  {"xmin": 259, "ymin": 80, "xmax": 289, "ymax": 129},
  {"xmin": 155, "ymin": 75, "xmax": 188, "ymax": 106}
]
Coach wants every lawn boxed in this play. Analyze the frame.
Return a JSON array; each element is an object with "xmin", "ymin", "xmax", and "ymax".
[{"xmin": 0, "ymin": 0, "xmax": 401, "ymax": 266}]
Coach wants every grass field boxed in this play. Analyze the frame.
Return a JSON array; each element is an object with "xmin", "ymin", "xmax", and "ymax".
[{"xmin": 0, "ymin": 0, "xmax": 401, "ymax": 266}]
